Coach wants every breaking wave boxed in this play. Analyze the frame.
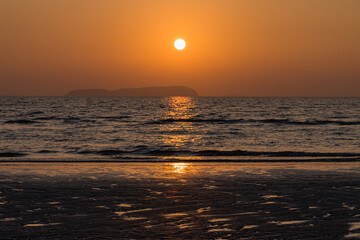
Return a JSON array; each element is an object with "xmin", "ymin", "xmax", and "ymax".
[
  {"xmin": 74, "ymin": 148, "xmax": 360, "ymax": 158},
  {"xmin": 147, "ymin": 118, "xmax": 360, "ymax": 126}
]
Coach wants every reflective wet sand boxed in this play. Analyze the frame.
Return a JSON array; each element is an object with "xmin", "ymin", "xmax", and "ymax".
[{"xmin": 1, "ymin": 162, "xmax": 360, "ymax": 239}]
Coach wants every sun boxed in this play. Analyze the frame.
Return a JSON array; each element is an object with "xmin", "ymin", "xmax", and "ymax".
[{"xmin": 174, "ymin": 39, "xmax": 186, "ymax": 50}]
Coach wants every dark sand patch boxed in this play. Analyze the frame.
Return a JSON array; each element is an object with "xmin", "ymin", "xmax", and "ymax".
[{"xmin": 0, "ymin": 162, "xmax": 360, "ymax": 239}]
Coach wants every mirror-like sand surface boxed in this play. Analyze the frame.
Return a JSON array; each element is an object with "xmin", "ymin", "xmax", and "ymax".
[{"xmin": 1, "ymin": 162, "xmax": 360, "ymax": 239}]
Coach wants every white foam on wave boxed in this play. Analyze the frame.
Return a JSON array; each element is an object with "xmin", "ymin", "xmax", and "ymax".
[
  {"xmin": 123, "ymin": 217, "xmax": 147, "ymax": 221},
  {"xmin": 23, "ymin": 223, "xmax": 61, "ymax": 227},
  {"xmin": 178, "ymin": 223, "xmax": 192, "ymax": 229},
  {"xmin": 262, "ymin": 195, "xmax": 283, "ymax": 199},
  {"xmin": 209, "ymin": 218, "xmax": 231, "ymax": 223},
  {"xmin": 345, "ymin": 233, "xmax": 360, "ymax": 239},
  {"xmin": 270, "ymin": 220, "xmax": 308, "ymax": 225},
  {"xmin": 349, "ymin": 222, "xmax": 360, "ymax": 231},
  {"xmin": 242, "ymin": 225, "xmax": 258, "ymax": 229},
  {"xmin": 118, "ymin": 203, "xmax": 132, "ymax": 208},
  {"xmin": 232, "ymin": 212, "xmax": 257, "ymax": 216},
  {"xmin": 0, "ymin": 217, "xmax": 18, "ymax": 222},
  {"xmin": 164, "ymin": 212, "xmax": 188, "ymax": 218},
  {"xmin": 343, "ymin": 203, "xmax": 356, "ymax": 210},
  {"xmin": 197, "ymin": 207, "xmax": 211, "ymax": 213},
  {"xmin": 208, "ymin": 228, "xmax": 233, "ymax": 233},
  {"xmin": 115, "ymin": 208, "xmax": 153, "ymax": 216},
  {"xmin": 289, "ymin": 208, "xmax": 299, "ymax": 211}
]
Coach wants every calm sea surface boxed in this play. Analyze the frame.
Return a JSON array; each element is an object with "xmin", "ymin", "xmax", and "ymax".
[{"xmin": 0, "ymin": 97, "xmax": 359, "ymax": 162}]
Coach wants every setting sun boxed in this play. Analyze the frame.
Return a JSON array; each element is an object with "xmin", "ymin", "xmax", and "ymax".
[{"xmin": 174, "ymin": 39, "xmax": 186, "ymax": 50}]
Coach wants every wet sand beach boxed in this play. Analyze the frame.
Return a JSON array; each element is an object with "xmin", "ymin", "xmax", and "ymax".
[{"xmin": 1, "ymin": 162, "xmax": 360, "ymax": 239}]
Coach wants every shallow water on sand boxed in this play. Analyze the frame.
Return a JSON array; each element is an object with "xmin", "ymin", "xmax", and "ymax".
[
  {"xmin": 0, "ymin": 97, "xmax": 360, "ymax": 162},
  {"xmin": 1, "ymin": 162, "xmax": 360, "ymax": 239}
]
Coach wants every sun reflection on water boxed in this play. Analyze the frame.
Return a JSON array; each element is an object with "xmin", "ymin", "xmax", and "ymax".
[
  {"xmin": 159, "ymin": 96, "xmax": 201, "ymax": 149},
  {"xmin": 164, "ymin": 96, "xmax": 195, "ymax": 118}
]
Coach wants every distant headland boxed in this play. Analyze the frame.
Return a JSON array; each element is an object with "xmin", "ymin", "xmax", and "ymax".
[{"xmin": 65, "ymin": 86, "xmax": 198, "ymax": 97}]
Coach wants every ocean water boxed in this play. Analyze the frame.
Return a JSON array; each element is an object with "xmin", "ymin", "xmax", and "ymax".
[{"xmin": 0, "ymin": 96, "xmax": 359, "ymax": 162}]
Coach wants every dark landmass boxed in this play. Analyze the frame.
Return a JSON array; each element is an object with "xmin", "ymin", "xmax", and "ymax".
[
  {"xmin": 1, "ymin": 163, "xmax": 360, "ymax": 239},
  {"xmin": 65, "ymin": 86, "xmax": 198, "ymax": 97}
]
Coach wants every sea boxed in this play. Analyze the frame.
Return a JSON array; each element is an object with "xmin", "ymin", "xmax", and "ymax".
[{"xmin": 0, "ymin": 96, "xmax": 359, "ymax": 162}]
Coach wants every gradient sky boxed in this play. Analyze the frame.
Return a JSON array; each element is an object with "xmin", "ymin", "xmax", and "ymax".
[{"xmin": 1, "ymin": 0, "xmax": 360, "ymax": 96}]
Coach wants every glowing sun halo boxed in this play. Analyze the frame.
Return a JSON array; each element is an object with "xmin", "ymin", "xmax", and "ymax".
[{"xmin": 174, "ymin": 39, "xmax": 186, "ymax": 50}]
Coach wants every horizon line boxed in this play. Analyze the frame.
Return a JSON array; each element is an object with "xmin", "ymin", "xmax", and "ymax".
[{"xmin": 1, "ymin": 95, "xmax": 360, "ymax": 98}]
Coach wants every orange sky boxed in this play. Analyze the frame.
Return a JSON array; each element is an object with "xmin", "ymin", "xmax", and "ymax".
[{"xmin": 1, "ymin": 0, "xmax": 360, "ymax": 96}]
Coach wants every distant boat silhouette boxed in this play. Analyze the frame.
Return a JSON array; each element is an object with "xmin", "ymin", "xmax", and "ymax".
[{"xmin": 65, "ymin": 86, "xmax": 198, "ymax": 97}]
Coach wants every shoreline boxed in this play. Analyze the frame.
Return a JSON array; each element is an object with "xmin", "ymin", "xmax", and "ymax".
[{"xmin": 1, "ymin": 156, "xmax": 360, "ymax": 163}]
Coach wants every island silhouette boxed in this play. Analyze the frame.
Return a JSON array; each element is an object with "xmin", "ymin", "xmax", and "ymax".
[{"xmin": 65, "ymin": 86, "xmax": 198, "ymax": 97}]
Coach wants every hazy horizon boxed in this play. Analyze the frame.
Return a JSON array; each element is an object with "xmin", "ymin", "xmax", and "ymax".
[
  {"xmin": 1, "ymin": 1, "xmax": 360, "ymax": 97},
  {"xmin": 2, "ymin": 87, "xmax": 360, "ymax": 97}
]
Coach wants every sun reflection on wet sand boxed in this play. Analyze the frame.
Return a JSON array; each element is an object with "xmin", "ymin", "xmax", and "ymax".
[
  {"xmin": 171, "ymin": 163, "xmax": 190, "ymax": 174},
  {"xmin": 2, "ymin": 162, "xmax": 360, "ymax": 239}
]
